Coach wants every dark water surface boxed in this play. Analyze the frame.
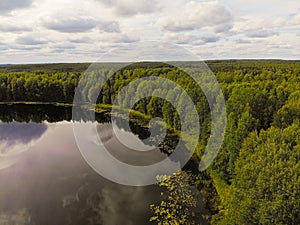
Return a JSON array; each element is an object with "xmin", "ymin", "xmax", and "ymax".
[{"xmin": 0, "ymin": 105, "xmax": 208, "ymax": 225}]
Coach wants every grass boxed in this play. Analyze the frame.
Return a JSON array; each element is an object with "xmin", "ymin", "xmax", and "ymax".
[{"xmin": 0, "ymin": 101, "xmax": 73, "ymax": 106}]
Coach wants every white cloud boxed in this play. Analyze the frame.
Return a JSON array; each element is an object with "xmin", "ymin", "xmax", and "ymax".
[
  {"xmin": 43, "ymin": 17, "xmax": 98, "ymax": 33},
  {"xmin": 50, "ymin": 44, "xmax": 76, "ymax": 53},
  {"xmin": 95, "ymin": 0, "xmax": 161, "ymax": 16},
  {"xmin": 69, "ymin": 37, "xmax": 92, "ymax": 43},
  {"xmin": 162, "ymin": 33, "xmax": 197, "ymax": 45},
  {"xmin": 200, "ymin": 33, "xmax": 220, "ymax": 43},
  {"xmin": 0, "ymin": 44, "xmax": 9, "ymax": 51},
  {"xmin": 247, "ymin": 29, "xmax": 279, "ymax": 38},
  {"xmin": 162, "ymin": 32, "xmax": 220, "ymax": 45},
  {"xmin": 97, "ymin": 33, "xmax": 139, "ymax": 43},
  {"xmin": 157, "ymin": 1, "xmax": 233, "ymax": 33},
  {"xmin": 233, "ymin": 16, "xmax": 287, "ymax": 33},
  {"xmin": 292, "ymin": 13, "xmax": 300, "ymax": 25},
  {"xmin": 235, "ymin": 39, "xmax": 251, "ymax": 44},
  {"xmin": 42, "ymin": 16, "xmax": 120, "ymax": 33},
  {"xmin": 0, "ymin": 0, "xmax": 33, "ymax": 14},
  {"xmin": 11, "ymin": 46, "xmax": 43, "ymax": 51},
  {"xmin": 0, "ymin": 22, "xmax": 32, "ymax": 32},
  {"xmin": 16, "ymin": 36, "xmax": 48, "ymax": 45},
  {"xmin": 0, "ymin": 0, "xmax": 299, "ymax": 62}
]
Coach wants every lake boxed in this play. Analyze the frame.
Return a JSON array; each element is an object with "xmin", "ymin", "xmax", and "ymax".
[{"xmin": 0, "ymin": 104, "xmax": 208, "ymax": 225}]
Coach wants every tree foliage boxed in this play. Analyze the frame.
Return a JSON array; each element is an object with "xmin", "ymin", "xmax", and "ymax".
[
  {"xmin": 150, "ymin": 171, "xmax": 201, "ymax": 225},
  {"xmin": 0, "ymin": 60, "xmax": 299, "ymax": 224}
]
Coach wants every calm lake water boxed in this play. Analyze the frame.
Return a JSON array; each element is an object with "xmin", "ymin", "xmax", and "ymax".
[{"xmin": 0, "ymin": 104, "xmax": 208, "ymax": 225}]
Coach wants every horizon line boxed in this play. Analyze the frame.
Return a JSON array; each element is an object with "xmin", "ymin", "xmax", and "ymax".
[{"xmin": 1, "ymin": 58, "xmax": 300, "ymax": 65}]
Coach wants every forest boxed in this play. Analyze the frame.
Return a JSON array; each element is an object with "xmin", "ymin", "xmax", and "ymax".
[{"xmin": 0, "ymin": 60, "xmax": 299, "ymax": 224}]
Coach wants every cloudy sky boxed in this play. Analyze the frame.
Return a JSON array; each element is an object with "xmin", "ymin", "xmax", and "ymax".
[{"xmin": 0, "ymin": 0, "xmax": 299, "ymax": 63}]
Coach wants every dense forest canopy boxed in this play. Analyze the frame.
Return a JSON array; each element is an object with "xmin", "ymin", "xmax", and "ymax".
[{"xmin": 0, "ymin": 60, "xmax": 299, "ymax": 224}]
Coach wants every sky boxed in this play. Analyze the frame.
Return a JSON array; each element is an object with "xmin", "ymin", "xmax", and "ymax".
[{"xmin": 0, "ymin": 0, "xmax": 299, "ymax": 63}]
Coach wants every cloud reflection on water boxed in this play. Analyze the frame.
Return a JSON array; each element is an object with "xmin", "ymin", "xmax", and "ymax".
[
  {"xmin": 0, "ymin": 121, "xmax": 164, "ymax": 225},
  {"xmin": 0, "ymin": 122, "xmax": 48, "ymax": 170}
]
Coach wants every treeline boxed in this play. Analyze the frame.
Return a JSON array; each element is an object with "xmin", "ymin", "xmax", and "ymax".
[
  {"xmin": 0, "ymin": 71, "xmax": 79, "ymax": 102},
  {"xmin": 0, "ymin": 61, "xmax": 299, "ymax": 224},
  {"xmin": 2, "ymin": 60, "xmax": 299, "ymax": 73}
]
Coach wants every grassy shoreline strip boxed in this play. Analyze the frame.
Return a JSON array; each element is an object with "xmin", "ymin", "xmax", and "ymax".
[{"xmin": 0, "ymin": 101, "xmax": 73, "ymax": 107}]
